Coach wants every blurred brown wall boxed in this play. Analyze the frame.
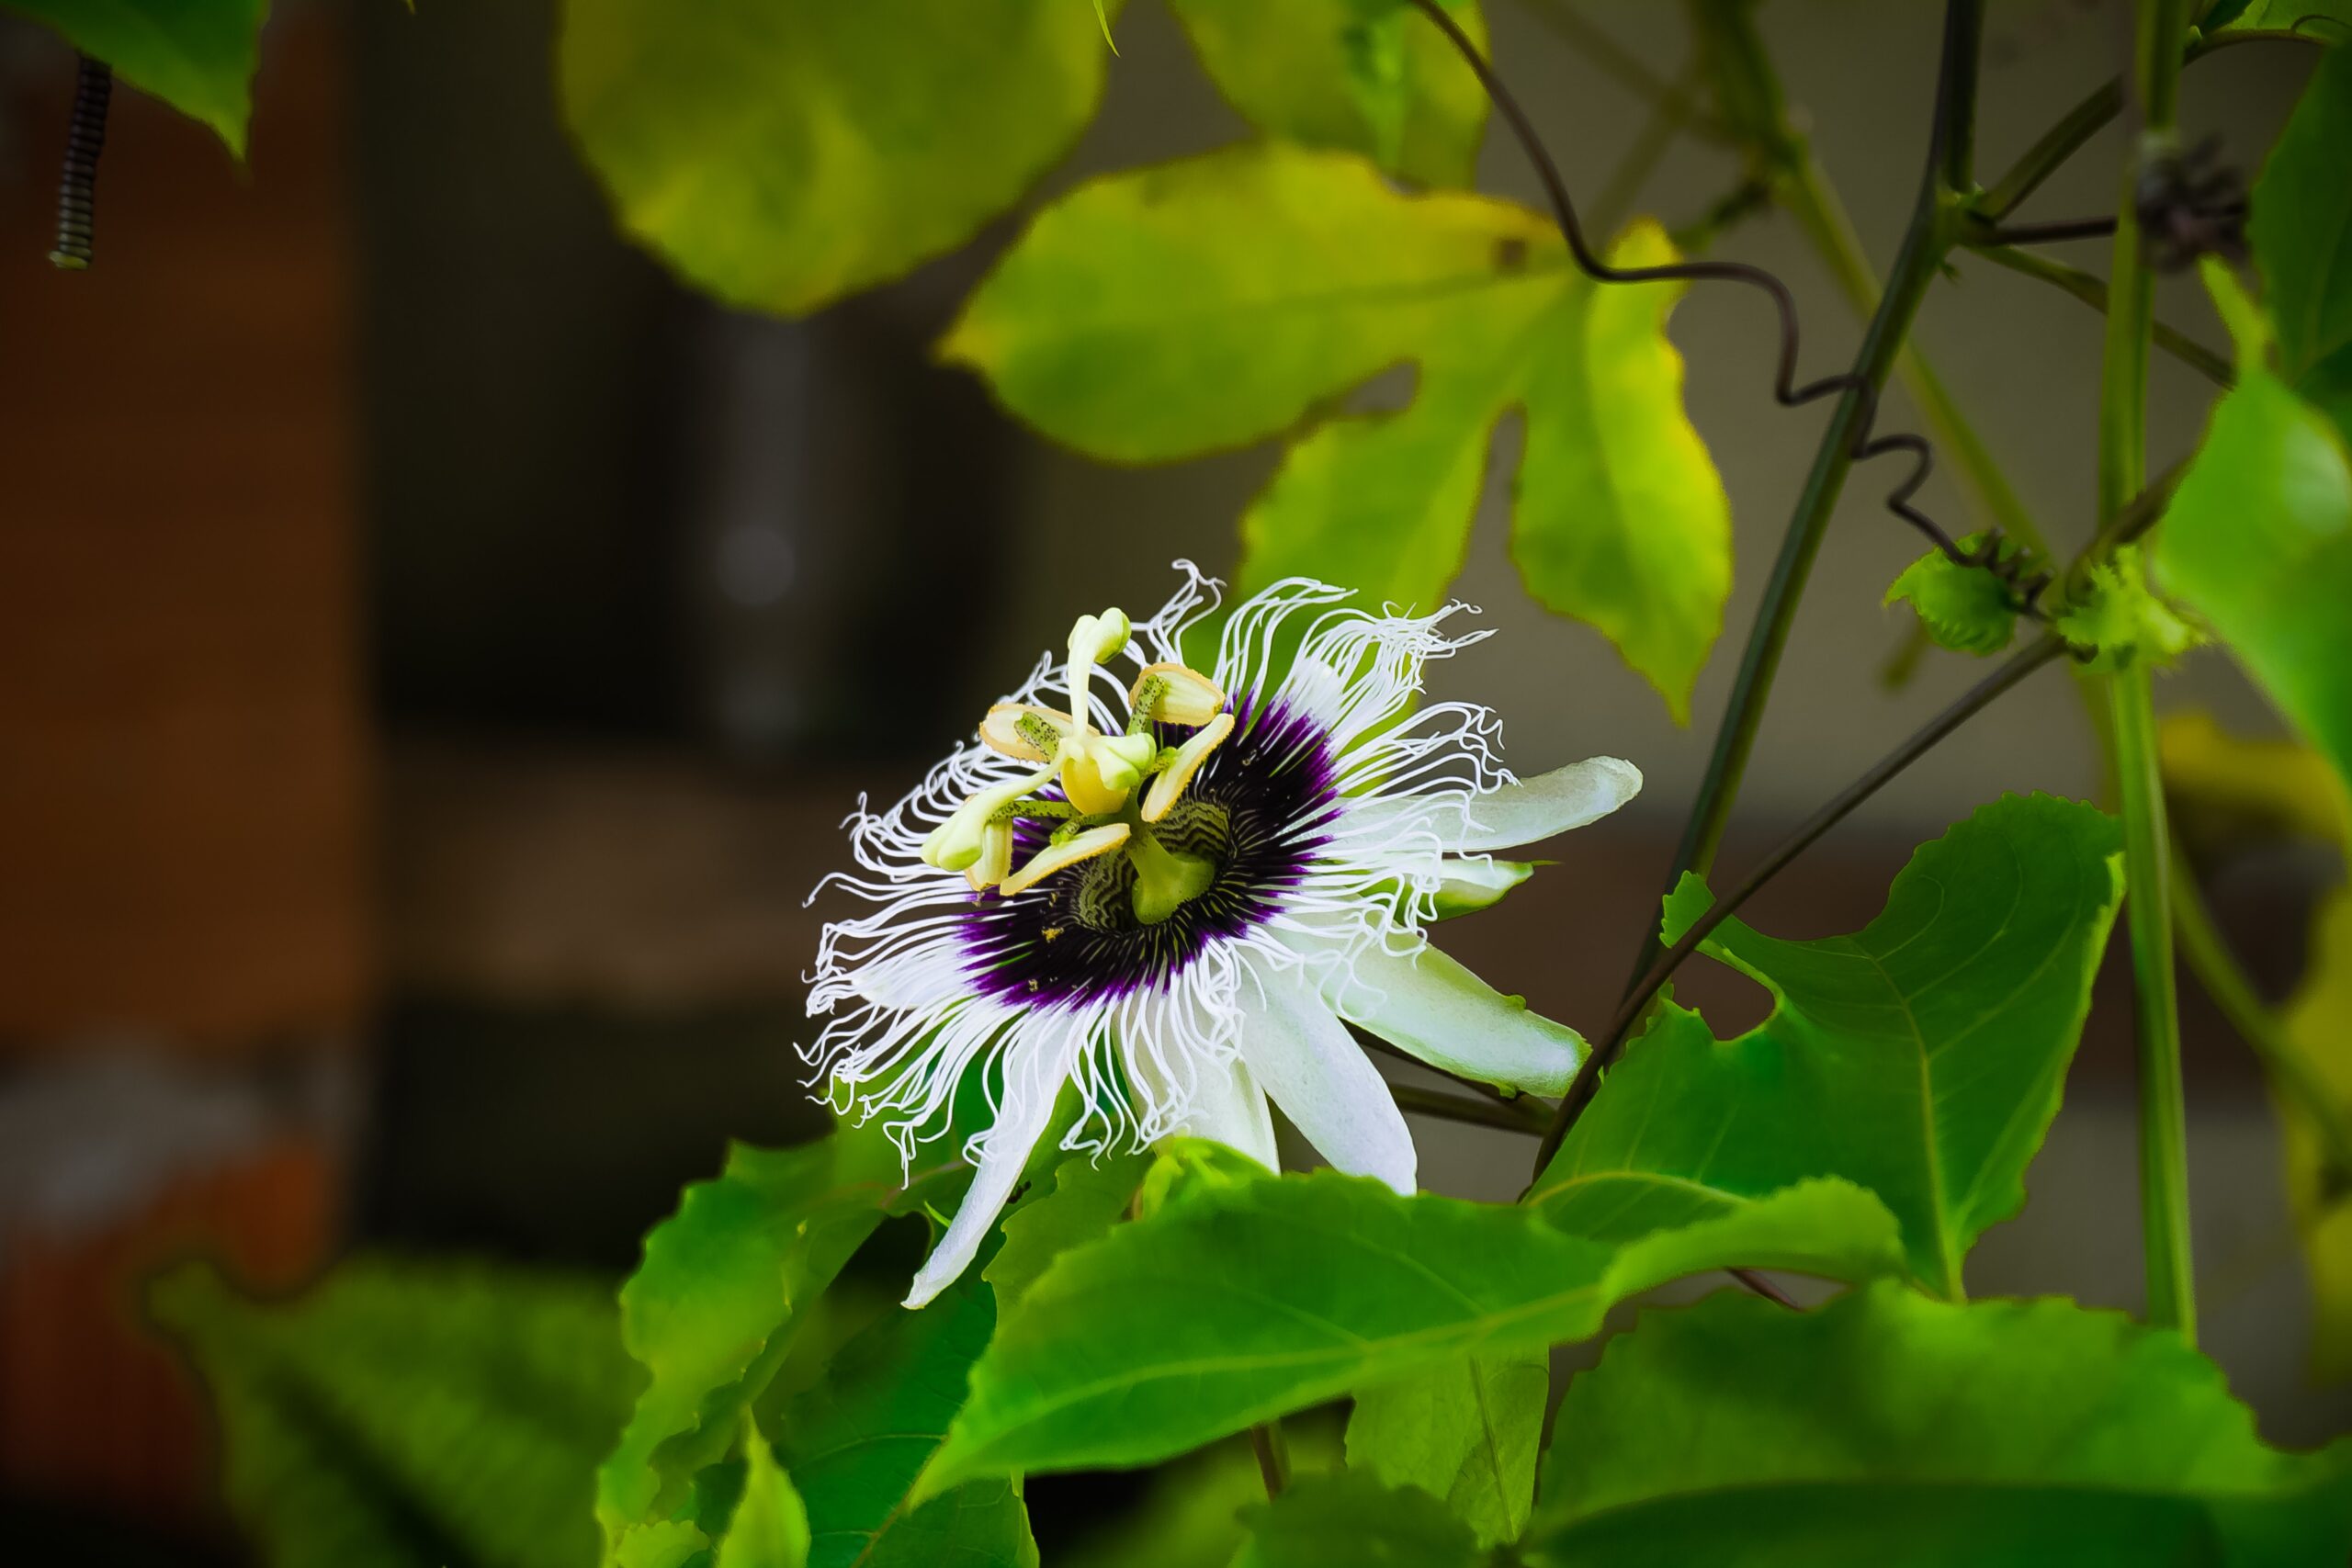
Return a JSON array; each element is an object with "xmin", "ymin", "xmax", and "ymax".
[
  {"xmin": 0, "ymin": 9, "xmax": 362, "ymax": 1530},
  {"xmin": 0, "ymin": 17, "xmax": 370, "ymax": 1050}
]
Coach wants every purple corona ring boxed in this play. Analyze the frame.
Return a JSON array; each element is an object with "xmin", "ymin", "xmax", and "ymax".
[{"xmin": 804, "ymin": 565, "xmax": 1643, "ymax": 1306}]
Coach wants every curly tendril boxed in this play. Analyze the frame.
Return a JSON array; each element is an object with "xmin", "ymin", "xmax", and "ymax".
[{"xmin": 1400, "ymin": 0, "xmax": 2058, "ymax": 616}]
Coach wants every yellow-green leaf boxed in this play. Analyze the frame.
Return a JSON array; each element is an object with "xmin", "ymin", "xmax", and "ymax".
[
  {"xmin": 1167, "ymin": 0, "xmax": 1489, "ymax": 186},
  {"xmin": 945, "ymin": 144, "xmax": 1730, "ymax": 717},
  {"xmin": 559, "ymin": 0, "xmax": 1112, "ymax": 316}
]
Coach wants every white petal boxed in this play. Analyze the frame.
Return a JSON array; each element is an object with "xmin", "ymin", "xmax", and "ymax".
[
  {"xmin": 1169, "ymin": 1053, "xmax": 1280, "ymax": 1172},
  {"xmin": 1237, "ymin": 973, "xmax": 1415, "ymax": 1195},
  {"xmin": 904, "ymin": 1031, "xmax": 1077, "ymax": 1308},
  {"xmin": 1350, "ymin": 757, "xmax": 1643, "ymax": 854},
  {"xmin": 1320, "ymin": 942, "xmax": 1585, "ymax": 1097}
]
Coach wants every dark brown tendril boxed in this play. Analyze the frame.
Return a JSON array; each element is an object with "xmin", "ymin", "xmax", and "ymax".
[{"xmin": 1400, "ymin": 0, "xmax": 2058, "ymax": 615}]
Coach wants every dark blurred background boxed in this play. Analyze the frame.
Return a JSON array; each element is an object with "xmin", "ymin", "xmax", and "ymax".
[{"xmin": 0, "ymin": 0, "xmax": 2342, "ymax": 1561}]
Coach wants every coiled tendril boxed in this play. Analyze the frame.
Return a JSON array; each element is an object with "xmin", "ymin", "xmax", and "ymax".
[{"xmin": 1401, "ymin": 0, "xmax": 2057, "ymax": 616}]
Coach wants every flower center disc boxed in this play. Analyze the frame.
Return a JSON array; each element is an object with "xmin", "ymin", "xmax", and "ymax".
[{"xmin": 959, "ymin": 698, "xmax": 1337, "ymax": 1008}]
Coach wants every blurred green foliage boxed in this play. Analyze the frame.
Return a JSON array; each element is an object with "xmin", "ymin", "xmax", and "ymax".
[{"xmin": 151, "ymin": 1257, "xmax": 639, "ymax": 1568}]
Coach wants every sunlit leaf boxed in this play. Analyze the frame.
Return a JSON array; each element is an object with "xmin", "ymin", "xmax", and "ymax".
[
  {"xmin": 922, "ymin": 1169, "xmax": 1900, "ymax": 1488},
  {"xmin": 150, "ymin": 1258, "xmax": 639, "ymax": 1568},
  {"xmin": 776, "ymin": 1269, "xmax": 1035, "ymax": 1568},
  {"xmin": 1345, "ymin": 1350, "xmax": 1543, "ymax": 1547},
  {"xmin": 596, "ymin": 1128, "xmax": 956, "ymax": 1549},
  {"xmin": 1883, "ymin": 534, "xmax": 2020, "ymax": 656},
  {"xmin": 2154, "ymin": 265, "xmax": 2352, "ymax": 799},
  {"xmin": 983, "ymin": 1149, "xmax": 1149, "ymax": 1311},
  {"xmin": 559, "ymin": 0, "xmax": 1113, "ymax": 316},
  {"xmin": 1167, "ymin": 0, "xmax": 1488, "ymax": 186},
  {"xmin": 2, "ymin": 0, "xmax": 266, "ymax": 155},
  {"xmin": 2250, "ymin": 40, "xmax": 2352, "ymax": 434},
  {"xmin": 1234, "ymin": 1471, "xmax": 1483, "ymax": 1568},
  {"xmin": 1528, "ymin": 795, "xmax": 2125, "ymax": 1299},
  {"xmin": 716, "ymin": 1416, "xmax": 810, "ymax": 1568},
  {"xmin": 944, "ymin": 144, "xmax": 1729, "ymax": 718},
  {"xmin": 1522, "ymin": 1283, "xmax": 2352, "ymax": 1564},
  {"xmin": 2054, "ymin": 547, "xmax": 2201, "ymax": 671}
]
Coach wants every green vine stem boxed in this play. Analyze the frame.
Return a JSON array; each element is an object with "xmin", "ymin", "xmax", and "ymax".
[
  {"xmin": 2102, "ymin": 0, "xmax": 2196, "ymax": 1345},
  {"xmin": 1961, "ymin": 243, "xmax": 2232, "ymax": 386},
  {"xmin": 1625, "ymin": 0, "xmax": 1985, "ymax": 990},
  {"xmin": 2171, "ymin": 843, "xmax": 2352, "ymax": 1192}
]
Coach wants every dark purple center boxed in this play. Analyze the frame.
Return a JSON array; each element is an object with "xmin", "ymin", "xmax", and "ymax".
[{"xmin": 958, "ymin": 694, "xmax": 1336, "ymax": 1009}]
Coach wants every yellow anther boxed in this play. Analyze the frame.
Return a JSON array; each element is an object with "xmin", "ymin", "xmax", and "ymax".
[
  {"xmin": 1142, "ymin": 712, "xmax": 1235, "ymax": 822},
  {"xmin": 922, "ymin": 765, "xmax": 1053, "ymax": 872},
  {"xmin": 979, "ymin": 703, "xmax": 1072, "ymax": 762},
  {"xmin": 1128, "ymin": 662, "xmax": 1227, "ymax": 728},
  {"xmin": 964, "ymin": 818, "xmax": 1016, "ymax": 891},
  {"xmin": 1000, "ymin": 822, "xmax": 1131, "ymax": 897}
]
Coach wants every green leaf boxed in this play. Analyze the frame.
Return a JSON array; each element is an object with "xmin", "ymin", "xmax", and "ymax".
[
  {"xmin": 558, "ymin": 0, "xmax": 1112, "ymax": 316},
  {"xmin": 2251, "ymin": 40, "xmax": 2352, "ymax": 434},
  {"xmin": 778, "ymin": 1269, "xmax": 1035, "ymax": 1568},
  {"xmin": 1883, "ymin": 534, "xmax": 2020, "ymax": 655},
  {"xmin": 2207, "ymin": 1, "xmax": 2352, "ymax": 43},
  {"xmin": 2054, "ymin": 546, "xmax": 2200, "ymax": 671},
  {"xmin": 1057, "ymin": 1426, "xmax": 1345, "ymax": 1568},
  {"xmin": 2, "ymin": 0, "xmax": 267, "ymax": 155},
  {"xmin": 2154, "ymin": 264, "xmax": 2352, "ymax": 800},
  {"xmin": 1528, "ymin": 795, "xmax": 2125, "ymax": 1299},
  {"xmin": 922, "ymin": 1170, "xmax": 1901, "ymax": 1489},
  {"xmin": 944, "ymin": 144, "xmax": 1729, "ymax": 718},
  {"xmin": 1166, "ymin": 0, "xmax": 1488, "ymax": 186},
  {"xmin": 1235, "ymin": 1472, "xmax": 1483, "ymax": 1568},
  {"xmin": 1345, "ymin": 1350, "xmax": 1543, "ymax": 1548},
  {"xmin": 983, "ymin": 1149, "xmax": 1150, "ymax": 1311},
  {"xmin": 597, "ymin": 1129, "xmax": 938, "ymax": 1550},
  {"xmin": 718, "ymin": 1416, "xmax": 810, "ymax": 1568},
  {"xmin": 1521, "ymin": 1282, "xmax": 2352, "ymax": 1565},
  {"xmin": 149, "ymin": 1257, "xmax": 639, "ymax": 1568}
]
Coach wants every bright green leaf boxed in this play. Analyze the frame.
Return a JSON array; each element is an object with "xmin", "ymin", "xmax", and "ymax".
[
  {"xmin": 944, "ymin": 144, "xmax": 1729, "ymax": 717},
  {"xmin": 778, "ymin": 1269, "xmax": 1035, "ymax": 1568},
  {"xmin": 1528, "ymin": 795, "xmax": 2125, "ymax": 1299},
  {"xmin": 597, "ymin": 1129, "xmax": 945, "ymax": 1550},
  {"xmin": 984, "ymin": 1149, "xmax": 1150, "ymax": 1311},
  {"xmin": 1235, "ymin": 1471, "xmax": 1483, "ymax": 1568},
  {"xmin": 1522, "ymin": 1283, "xmax": 2352, "ymax": 1565},
  {"xmin": 1057, "ymin": 1426, "xmax": 1344, "ymax": 1568},
  {"xmin": 559, "ymin": 0, "xmax": 1112, "ymax": 316},
  {"xmin": 1346, "ymin": 1350, "xmax": 1544, "ymax": 1547},
  {"xmin": 2154, "ymin": 265, "xmax": 2352, "ymax": 799},
  {"xmin": 1883, "ymin": 534, "xmax": 2020, "ymax": 655},
  {"xmin": 616, "ymin": 1521, "xmax": 712, "ymax": 1568},
  {"xmin": 2, "ymin": 0, "xmax": 267, "ymax": 155},
  {"xmin": 1167, "ymin": 0, "xmax": 1489, "ymax": 186},
  {"xmin": 717, "ymin": 1416, "xmax": 810, "ymax": 1568},
  {"xmin": 922, "ymin": 1170, "xmax": 1901, "ymax": 1489},
  {"xmin": 149, "ymin": 1257, "xmax": 639, "ymax": 1568},
  {"xmin": 2251, "ymin": 40, "xmax": 2352, "ymax": 434},
  {"xmin": 2054, "ymin": 546, "xmax": 2201, "ymax": 671}
]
